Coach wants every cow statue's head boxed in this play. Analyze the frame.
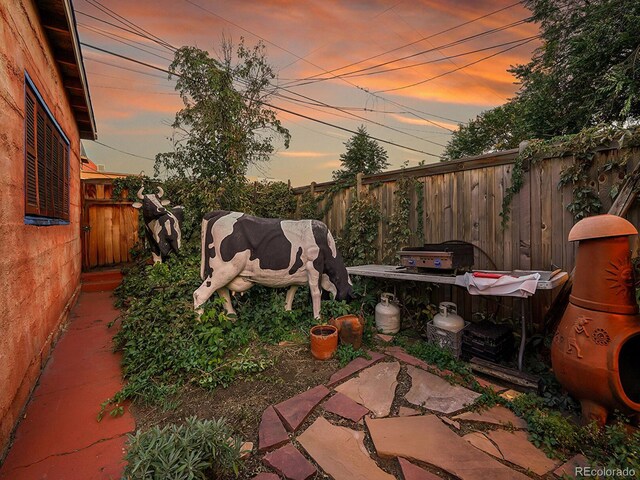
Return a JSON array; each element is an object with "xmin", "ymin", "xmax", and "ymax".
[{"xmin": 132, "ymin": 186, "xmax": 171, "ymax": 219}]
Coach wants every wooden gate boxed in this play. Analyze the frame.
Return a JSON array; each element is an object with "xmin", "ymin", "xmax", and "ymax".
[{"xmin": 81, "ymin": 178, "xmax": 139, "ymax": 270}]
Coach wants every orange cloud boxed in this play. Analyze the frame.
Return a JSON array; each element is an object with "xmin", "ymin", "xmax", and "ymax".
[{"xmin": 279, "ymin": 151, "xmax": 336, "ymax": 158}]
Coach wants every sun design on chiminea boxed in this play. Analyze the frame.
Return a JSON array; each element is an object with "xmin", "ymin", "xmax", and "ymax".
[{"xmin": 606, "ymin": 257, "xmax": 634, "ymax": 298}]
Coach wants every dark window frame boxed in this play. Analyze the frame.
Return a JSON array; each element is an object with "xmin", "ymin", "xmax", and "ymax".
[{"xmin": 24, "ymin": 73, "xmax": 70, "ymax": 225}]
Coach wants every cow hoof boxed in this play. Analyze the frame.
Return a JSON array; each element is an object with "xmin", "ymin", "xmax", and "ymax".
[
  {"xmin": 195, "ymin": 307, "xmax": 204, "ymax": 316},
  {"xmin": 227, "ymin": 313, "xmax": 238, "ymax": 323}
]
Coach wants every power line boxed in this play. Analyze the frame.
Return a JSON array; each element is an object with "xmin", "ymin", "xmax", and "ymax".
[
  {"xmin": 376, "ymin": 36, "xmax": 538, "ymax": 93},
  {"xmin": 291, "ymin": 2, "xmax": 524, "ymax": 83},
  {"xmin": 79, "ymin": 23, "xmax": 174, "ymax": 62},
  {"xmin": 82, "ymin": 0, "xmax": 176, "ymax": 51},
  {"xmin": 287, "ymin": 18, "xmax": 530, "ymax": 87},
  {"xmin": 81, "ymin": 42, "xmax": 441, "ymax": 158},
  {"xmin": 76, "ymin": 10, "xmax": 175, "ymax": 53},
  {"xmin": 338, "ymin": 35, "xmax": 539, "ymax": 79},
  {"xmin": 77, "ymin": 21, "xmax": 173, "ymax": 55},
  {"xmin": 180, "ymin": 0, "xmax": 460, "ymax": 129},
  {"xmin": 93, "ymin": 140, "xmax": 156, "ymax": 161},
  {"xmin": 273, "ymin": 86, "xmax": 446, "ymax": 147}
]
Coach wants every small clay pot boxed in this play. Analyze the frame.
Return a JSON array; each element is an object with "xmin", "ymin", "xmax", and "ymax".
[
  {"xmin": 310, "ymin": 325, "xmax": 338, "ymax": 360},
  {"xmin": 329, "ymin": 314, "xmax": 364, "ymax": 350}
]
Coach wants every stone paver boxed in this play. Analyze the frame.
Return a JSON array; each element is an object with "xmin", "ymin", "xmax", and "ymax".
[
  {"xmin": 259, "ymin": 406, "xmax": 289, "ymax": 452},
  {"xmin": 241, "ymin": 441, "xmax": 254, "ymax": 459},
  {"xmin": 385, "ymin": 346, "xmax": 434, "ymax": 371},
  {"xmin": 274, "ymin": 385, "xmax": 330, "ymax": 432},
  {"xmin": 366, "ymin": 415, "xmax": 529, "ymax": 480},
  {"xmin": 398, "ymin": 458, "xmax": 443, "ymax": 480},
  {"xmin": 335, "ymin": 361, "xmax": 400, "ymax": 417},
  {"xmin": 553, "ymin": 453, "xmax": 589, "ymax": 478},
  {"xmin": 376, "ymin": 334, "xmax": 395, "ymax": 343},
  {"xmin": 486, "ymin": 429, "xmax": 558, "ymax": 476},
  {"xmin": 405, "ymin": 365, "xmax": 480, "ymax": 414},
  {"xmin": 475, "ymin": 376, "xmax": 507, "ymax": 393},
  {"xmin": 398, "ymin": 406, "xmax": 420, "ymax": 417},
  {"xmin": 439, "ymin": 416, "xmax": 460, "ymax": 430},
  {"xmin": 263, "ymin": 443, "xmax": 316, "ymax": 480},
  {"xmin": 463, "ymin": 432, "xmax": 503, "ymax": 458},
  {"xmin": 327, "ymin": 351, "xmax": 385, "ymax": 386},
  {"xmin": 253, "ymin": 474, "xmax": 281, "ymax": 480},
  {"xmin": 298, "ymin": 417, "xmax": 395, "ymax": 480},
  {"xmin": 323, "ymin": 392, "xmax": 369, "ymax": 422},
  {"xmin": 453, "ymin": 405, "xmax": 527, "ymax": 429}
]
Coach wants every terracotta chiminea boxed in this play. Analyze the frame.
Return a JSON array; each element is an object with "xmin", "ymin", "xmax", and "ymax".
[{"xmin": 551, "ymin": 214, "xmax": 640, "ymax": 425}]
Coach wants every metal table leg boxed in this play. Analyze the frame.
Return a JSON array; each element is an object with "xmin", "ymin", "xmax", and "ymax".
[{"xmin": 518, "ymin": 298, "xmax": 526, "ymax": 371}]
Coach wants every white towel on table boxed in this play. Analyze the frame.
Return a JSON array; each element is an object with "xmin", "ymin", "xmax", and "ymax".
[{"xmin": 455, "ymin": 273, "xmax": 541, "ymax": 298}]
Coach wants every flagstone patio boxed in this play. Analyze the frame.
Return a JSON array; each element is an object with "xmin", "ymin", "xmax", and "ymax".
[{"xmin": 251, "ymin": 347, "xmax": 574, "ymax": 480}]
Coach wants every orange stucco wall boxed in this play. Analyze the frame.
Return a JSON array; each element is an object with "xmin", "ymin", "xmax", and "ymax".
[{"xmin": 0, "ymin": 0, "xmax": 84, "ymax": 455}]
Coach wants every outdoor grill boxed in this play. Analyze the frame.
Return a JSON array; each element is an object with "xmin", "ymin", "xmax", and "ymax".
[{"xmin": 399, "ymin": 242, "xmax": 474, "ymax": 272}]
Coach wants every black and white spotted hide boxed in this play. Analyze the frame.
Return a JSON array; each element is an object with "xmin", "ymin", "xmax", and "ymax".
[
  {"xmin": 132, "ymin": 186, "xmax": 183, "ymax": 263},
  {"xmin": 193, "ymin": 211, "xmax": 354, "ymax": 319}
]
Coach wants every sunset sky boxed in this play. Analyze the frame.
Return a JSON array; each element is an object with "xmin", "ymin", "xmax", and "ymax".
[{"xmin": 77, "ymin": 0, "xmax": 540, "ymax": 186}]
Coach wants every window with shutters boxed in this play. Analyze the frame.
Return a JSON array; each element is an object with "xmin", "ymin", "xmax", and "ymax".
[{"xmin": 24, "ymin": 79, "xmax": 70, "ymax": 223}]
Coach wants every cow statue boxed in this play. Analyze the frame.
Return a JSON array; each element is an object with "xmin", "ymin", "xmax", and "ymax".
[
  {"xmin": 193, "ymin": 211, "xmax": 354, "ymax": 319},
  {"xmin": 132, "ymin": 186, "xmax": 184, "ymax": 264}
]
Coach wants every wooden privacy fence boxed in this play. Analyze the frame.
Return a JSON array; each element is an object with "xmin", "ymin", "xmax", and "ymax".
[
  {"xmin": 294, "ymin": 146, "xmax": 640, "ymax": 274},
  {"xmin": 81, "ymin": 178, "xmax": 139, "ymax": 270}
]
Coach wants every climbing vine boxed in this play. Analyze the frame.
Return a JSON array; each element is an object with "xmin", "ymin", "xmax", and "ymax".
[
  {"xmin": 337, "ymin": 191, "xmax": 381, "ymax": 266},
  {"xmin": 500, "ymin": 124, "xmax": 640, "ymax": 227},
  {"xmin": 385, "ymin": 168, "xmax": 414, "ymax": 262}
]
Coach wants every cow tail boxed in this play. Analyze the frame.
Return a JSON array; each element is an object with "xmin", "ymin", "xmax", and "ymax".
[{"xmin": 200, "ymin": 218, "xmax": 208, "ymax": 280}]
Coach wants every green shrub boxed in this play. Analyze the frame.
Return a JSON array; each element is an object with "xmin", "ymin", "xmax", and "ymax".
[
  {"xmin": 335, "ymin": 344, "xmax": 370, "ymax": 367},
  {"xmin": 123, "ymin": 416, "xmax": 242, "ymax": 479}
]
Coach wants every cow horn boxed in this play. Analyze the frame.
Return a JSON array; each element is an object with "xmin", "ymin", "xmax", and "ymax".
[
  {"xmin": 157, "ymin": 186, "xmax": 164, "ymax": 198},
  {"xmin": 136, "ymin": 186, "xmax": 144, "ymax": 200}
]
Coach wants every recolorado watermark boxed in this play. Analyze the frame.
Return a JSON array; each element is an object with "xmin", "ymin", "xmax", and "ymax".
[{"xmin": 576, "ymin": 466, "xmax": 636, "ymax": 478}]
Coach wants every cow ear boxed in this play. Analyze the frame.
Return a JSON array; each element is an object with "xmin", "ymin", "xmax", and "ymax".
[
  {"xmin": 161, "ymin": 199, "xmax": 171, "ymax": 206},
  {"xmin": 132, "ymin": 202, "xmax": 142, "ymax": 209}
]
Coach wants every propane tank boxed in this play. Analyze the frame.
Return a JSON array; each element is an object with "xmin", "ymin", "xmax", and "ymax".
[
  {"xmin": 433, "ymin": 302, "xmax": 465, "ymax": 332},
  {"xmin": 375, "ymin": 292, "xmax": 401, "ymax": 334}
]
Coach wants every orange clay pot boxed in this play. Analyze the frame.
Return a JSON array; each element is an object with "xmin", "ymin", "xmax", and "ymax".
[
  {"xmin": 329, "ymin": 314, "xmax": 364, "ymax": 350},
  {"xmin": 551, "ymin": 215, "xmax": 640, "ymax": 426},
  {"xmin": 310, "ymin": 325, "xmax": 338, "ymax": 360}
]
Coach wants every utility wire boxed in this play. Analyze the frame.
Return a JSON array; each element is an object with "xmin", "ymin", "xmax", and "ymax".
[
  {"xmin": 287, "ymin": 18, "xmax": 530, "ymax": 87},
  {"xmin": 180, "ymin": 0, "xmax": 462, "ymax": 128},
  {"xmin": 376, "ymin": 36, "xmax": 538, "ymax": 93},
  {"xmin": 337, "ymin": 35, "xmax": 539, "ymax": 79},
  {"xmin": 79, "ymin": 23, "xmax": 174, "ymax": 62},
  {"xmin": 80, "ymin": 42, "xmax": 441, "ymax": 158},
  {"xmin": 93, "ymin": 140, "xmax": 156, "ymax": 161},
  {"xmin": 76, "ymin": 10, "xmax": 175, "ymax": 53},
  {"xmin": 83, "ymin": 0, "xmax": 176, "ymax": 51},
  {"xmin": 77, "ymin": 21, "xmax": 173, "ymax": 54},
  {"xmin": 292, "ymin": 2, "xmax": 524, "ymax": 82}
]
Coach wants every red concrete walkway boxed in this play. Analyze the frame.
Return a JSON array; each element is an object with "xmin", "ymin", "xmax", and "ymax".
[{"xmin": 0, "ymin": 292, "xmax": 134, "ymax": 479}]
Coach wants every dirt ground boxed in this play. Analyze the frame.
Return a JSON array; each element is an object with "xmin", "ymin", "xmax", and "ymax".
[{"xmin": 130, "ymin": 340, "xmax": 473, "ymax": 479}]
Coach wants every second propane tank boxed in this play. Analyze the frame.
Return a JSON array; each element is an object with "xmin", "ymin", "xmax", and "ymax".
[
  {"xmin": 433, "ymin": 301, "xmax": 465, "ymax": 332},
  {"xmin": 375, "ymin": 292, "xmax": 401, "ymax": 334}
]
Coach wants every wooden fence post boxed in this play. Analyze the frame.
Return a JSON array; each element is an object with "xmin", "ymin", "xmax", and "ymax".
[{"xmin": 356, "ymin": 172, "xmax": 363, "ymax": 200}]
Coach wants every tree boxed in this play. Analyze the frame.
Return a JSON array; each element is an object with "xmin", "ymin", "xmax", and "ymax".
[
  {"xmin": 443, "ymin": 0, "xmax": 640, "ymax": 159},
  {"xmin": 155, "ymin": 38, "xmax": 290, "ymax": 208},
  {"xmin": 332, "ymin": 125, "xmax": 389, "ymax": 181}
]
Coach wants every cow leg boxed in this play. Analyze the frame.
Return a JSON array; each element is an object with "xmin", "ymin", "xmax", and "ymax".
[
  {"xmin": 284, "ymin": 286, "xmax": 298, "ymax": 311},
  {"xmin": 217, "ymin": 287, "xmax": 237, "ymax": 318},
  {"xmin": 306, "ymin": 263, "xmax": 322, "ymax": 319},
  {"xmin": 193, "ymin": 270, "xmax": 239, "ymax": 315}
]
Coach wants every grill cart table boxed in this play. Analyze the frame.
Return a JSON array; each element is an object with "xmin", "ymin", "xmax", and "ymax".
[{"xmin": 346, "ymin": 265, "xmax": 568, "ymax": 371}]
